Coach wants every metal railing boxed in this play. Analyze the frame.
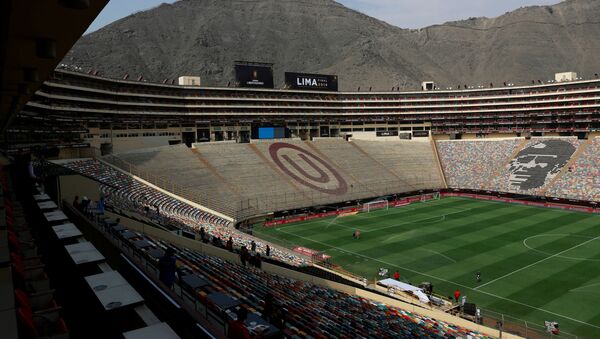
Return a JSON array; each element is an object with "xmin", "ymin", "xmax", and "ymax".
[
  {"xmin": 478, "ymin": 308, "xmax": 579, "ymax": 339},
  {"xmin": 100, "ymin": 153, "xmax": 239, "ymax": 219}
]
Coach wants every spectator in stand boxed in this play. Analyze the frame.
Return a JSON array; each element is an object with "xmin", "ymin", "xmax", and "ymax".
[
  {"xmin": 251, "ymin": 240, "xmax": 256, "ymax": 252},
  {"xmin": 72, "ymin": 196, "xmax": 81, "ymax": 211},
  {"xmin": 228, "ymin": 307, "xmax": 250, "ymax": 339},
  {"xmin": 87, "ymin": 199, "xmax": 97, "ymax": 217},
  {"xmin": 226, "ymin": 236, "xmax": 233, "ymax": 251},
  {"xmin": 212, "ymin": 235, "xmax": 223, "ymax": 248},
  {"xmin": 265, "ymin": 245, "xmax": 270, "ymax": 258},
  {"xmin": 255, "ymin": 253, "xmax": 262, "ymax": 268},
  {"xmin": 240, "ymin": 246, "xmax": 248, "ymax": 267},
  {"xmin": 81, "ymin": 196, "xmax": 90, "ymax": 213},
  {"xmin": 158, "ymin": 247, "xmax": 178, "ymax": 289},
  {"xmin": 97, "ymin": 196, "xmax": 105, "ymax": 217},
  {"xmin": 263, "ymin": 293, "xmax": 276, "ymax": 322},
  {"xmin": 199, "ymin": 226, "xmax": 206, "ymax": 242},
  {"xmin": 249, "ymin": 253, "xmax": 261, "ymax": 268}
]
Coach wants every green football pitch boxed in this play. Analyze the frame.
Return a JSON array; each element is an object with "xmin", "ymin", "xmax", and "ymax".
[{"xmin": 254, "ymin": 197, "xmax": 600, "ymax": 338}]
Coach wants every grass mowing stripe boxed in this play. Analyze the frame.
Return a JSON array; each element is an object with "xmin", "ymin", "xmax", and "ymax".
[
  {"xmin": 432, "ymin": 216, "xmax": 600, "ymax": 290},
  {"xmin": 432, "ymin": 212, "xmax": 597, "ymax": 283},
  {"xmin": 279, "ymin": 200, "xmax": 474, "ymax": 236},
  {"xmin": 274, "ymin": 225, "xmax": 600, "ymax": 331},
  {"xmin": 476, "ymin": 234, "xmax": 600, "ymax": 290},
  {"xmin": 350, "ymin": 204, "xmax": 526, "ymax": 261},
  {"xmin": 364, "ymin": 207, "xmax": 474, "ymax": 233},
  {"xmin": 254, "ymin": 197, "xmax": 600, "ymax": 336}
]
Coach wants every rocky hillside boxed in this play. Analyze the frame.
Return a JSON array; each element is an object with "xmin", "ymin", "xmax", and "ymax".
[{"xmin": 64, "ymin": 0, "xmax": 600, "ymax": 90}]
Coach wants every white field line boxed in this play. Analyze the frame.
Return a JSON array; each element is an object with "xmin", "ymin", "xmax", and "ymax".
[
  {"xmin": 569, "ymin": 282, "xmax": 600, "ymax": 293},
  {"xmin": 323, "ymin": 208, "xmax": 469, "ymax": 233},
  {"xmin": 365, "ymin": 208, "xmax": 472, "ymax": 233},
  {"xmin": 421, "ymin": 249, "xmax": 457, "ymax": 263},
  {"xmin": 475, "ymin": 235, "xmax": 600, "ymax": 290},
  {"xmin": 275, "ymin": 227, "xmax": 600, "ymax": 330},
  {"xmin": 522, "ymin": 234, "xmax": 600, "ymax": 262},
  {"xmin": 352, "ymin": 200, "xmax": 440, "ymax": 220},
  {"xmin": 276, "ymin": 200, "xmax": 468, "ymax": 231},
  {"xmin": 277, "ymin": 203, "xmax": 426, "ymax": 229},
  {"xmin": 324, "ymin": 215, "xmax": 340, "ymax": 230}
]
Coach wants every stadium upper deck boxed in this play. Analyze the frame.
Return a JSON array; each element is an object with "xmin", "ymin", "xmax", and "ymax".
[{"xmin": 9, "ymin": 68, "xmax": 600, "ymax": 152}]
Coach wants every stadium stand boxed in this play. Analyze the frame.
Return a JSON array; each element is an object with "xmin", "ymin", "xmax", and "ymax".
[
  {"xmin": 486, "ymin": 137, "xmax": 582, "ymax": 195},
  {"xmin": 85, "ymin": 212, "xmax": 494, "ymax": 339},
  {"xmin": 15, "ymin": 68, "xmax": 600, "ymax": 154},
  {"xmin": 1, "ymin": 162, "xmax": 187, "ymax": 339},
  {"xmin": 108, "ymin": 145, "xmax": 239, "ymax": 217},
  {"xmin": 109, "ymin": 139, "xmax": 445, "ymax": 219},
  {"xmin": 60, "ymin": 159, "xmax": 308, "ymax": 267},
  {"xmin": 436, "ymin": 139, "xmax": 524, "ymax": 189},
  {"xmin": 351, "ymin": 140, "xmax": 444, "ymax": 191},
  {"xmin": 545, "ymin": 137, "xmax": 600, "ymax": 201},
  {"xmin": 2, "ymin": 171, "xmax": 69, "ymax": 339}
]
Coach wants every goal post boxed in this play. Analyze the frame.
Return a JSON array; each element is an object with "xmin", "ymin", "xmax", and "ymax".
[
  {"xmin": 362, "ymin": 200, "xmax": 389, "ymax": 213},
  {"xmin": 421, "ymin": 192, "xmax": 441, "ymax": 202}
]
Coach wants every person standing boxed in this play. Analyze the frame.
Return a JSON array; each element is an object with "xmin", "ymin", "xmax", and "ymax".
[
  {"xmin": 394, "ymin": 271, "xmax": 400, "ymax": 281},
  {"xmin": 475, "ymin": 271, "xmax": 481, "ymax": 283},
  {"xmin": 226, "ymin": 237, "xmax": 233, "ymax": 251},
  {"xmin": 265, "ymin": 244, "xmax": 270, "ymax": 257},
  {"xmin": 199, "ymin": 226, "xmax": 206, "ymax": 242},
  {"xmin": 454, "ymin": 289, "xmax": 461, "ymax": 303},
  {"xmin": 97, "ymin": 196, "xmax": 105, "ymax": 217},
  {"xmin": 73, "ymin": 196, "xmax": 81, "ymax": 211},
  {"xmin": 251, "ymin": 240, "xmax": 256, "ymax": 252},
  {"xmin": 240, "ymin": 246, "xmax": 248, "ymax": 267},
  {"xmin": 158, "ymin": 248, "xmax": 178, "ymax": 289},
  {"xmin": 81, "ymin": 196, "xmax": 90, "ymax": 214}
]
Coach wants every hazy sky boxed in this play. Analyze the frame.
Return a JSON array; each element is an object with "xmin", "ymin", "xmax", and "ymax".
[{"xmin": 87, "ymin": 0, "xmax": 563, "ymax": 33}]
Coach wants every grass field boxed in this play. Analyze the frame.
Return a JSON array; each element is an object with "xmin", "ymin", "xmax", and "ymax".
[{"xmin": 254, "ymin": 197, "xmax": 600, "ymax": 338}]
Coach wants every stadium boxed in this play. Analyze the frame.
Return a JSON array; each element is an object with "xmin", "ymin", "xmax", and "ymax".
[{"xmin": 2, "ymin": 1, "xmax": 600, "ymax": 339}]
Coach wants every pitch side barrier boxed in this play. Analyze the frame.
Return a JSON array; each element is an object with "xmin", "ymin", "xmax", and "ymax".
[
  {"xmin": 442, "ymin": 190, "xmax": 600, "ymax": 214},
  {"xmin": 264, "ymin": 189, "xmax": 600, "ymax": 227},
  {"xmin": 264, "ymin": 193, "xmax": 436, "ymax": 227}
]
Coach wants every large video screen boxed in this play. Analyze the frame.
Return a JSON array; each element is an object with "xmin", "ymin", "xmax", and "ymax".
[
  {"xmin": 285, "ymin": 72, "xmax": 338, "ymax": 91},
  {"xmin": 235, "ymin": 64, "xmax": 274, "ymax": 88},
  {"xmin": 258, "ymin": 127, "xmax": 285, "ymax": 139}
]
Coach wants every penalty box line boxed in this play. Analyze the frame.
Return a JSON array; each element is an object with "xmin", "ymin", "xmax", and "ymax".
[
  {"xmin": 365, "ymin": 208, "xmax": 472, "ymax": 233},
  {"xmin": 287, "ymin": 207, "xmax": 471, "ymax": 234},
  {"xmin": 273, "ymin": 199, "xmax": 445, "ymax": 231},
  {"xmin": 275, "ymin": 227, "xmax": 600, "ymax": 330}
]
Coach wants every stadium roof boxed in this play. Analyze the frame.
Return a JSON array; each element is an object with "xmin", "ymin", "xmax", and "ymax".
[{"xmin": 0, "ymin": 0, "xmax": 108, "ymax": 132}]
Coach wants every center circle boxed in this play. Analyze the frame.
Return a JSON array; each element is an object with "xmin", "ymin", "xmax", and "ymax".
[
  {"xmin": 523, "ymin": 234, "xmax": 600, "ymax": 262},
  {"xmin": 269, "ymin": 142, "xmax": 348, "ymax": 195}
]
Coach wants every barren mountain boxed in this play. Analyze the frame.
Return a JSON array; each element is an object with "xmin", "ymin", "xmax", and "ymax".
[{"xmin": 63, "ymin": 0, "xmax": 600, "ymax": 90}]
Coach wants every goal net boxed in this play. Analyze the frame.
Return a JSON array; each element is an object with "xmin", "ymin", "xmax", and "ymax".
[
  {"xmin": 362, "ymin": 200, "xmax": 388, "ymax": 213},
  {"xmin": 421, "ymin": 192, "xmax": 441, "ymax": 202}
]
